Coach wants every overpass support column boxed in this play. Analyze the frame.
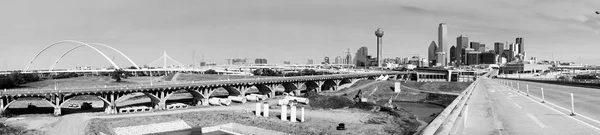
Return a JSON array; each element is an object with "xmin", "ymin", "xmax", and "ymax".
[
  {"xmin": 201, "ymin": 88, "xmax": 217, "ymax": 106},
  {"xmin": 185, "ymin": 88, "xmax": 206, "ymax": 106},
  {"xmin": 102, "ymin": 93, "xmax": 117, "ymax": 114},
  {"xmin": 315, "ymin": 81, "xmax": 324, "ymax": 93},
  {"xmin": 333, "ymin": 80, "xmax": 341, "ymax": 91},
  {"xmin": 143, "ymin": 92, "xmax": 163, "ymax": 110},
  {"xmin": 0, "ymin": 97, "xmax": 6, "ymax": 115},
  {"xmin": 53, "ymin": 95, "xmax": 62, "ymax": 116}
]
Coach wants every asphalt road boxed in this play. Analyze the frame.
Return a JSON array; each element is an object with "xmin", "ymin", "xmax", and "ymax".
[
  {"xmin": 464, "ymin": 78, "xmax": 600, "ymax": 135},
  {"xmin": 501, "ymin": 79, "xmax": 600, "ymax": 126}
]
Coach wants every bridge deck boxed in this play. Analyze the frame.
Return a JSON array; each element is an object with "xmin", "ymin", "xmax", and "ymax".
[
  {"xmin": 462, "ymin": 78, "xmax": 600, "ymax": 134},
  {"xmin": 0, "ymin": 72, "xmax": 407, "ymax": 96}
]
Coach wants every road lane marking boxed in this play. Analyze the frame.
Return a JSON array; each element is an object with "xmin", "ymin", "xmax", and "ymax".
[
  {"xmin": 513, "ymin": 87, "xmax": 600, "ymax": 132},
  {"xmin": 527, "ymin": 113, "xmax": 548, "ymax": 128},
  {"xmin": 513, "ymin": 103, "xmax": 522, "ymax": 109}
]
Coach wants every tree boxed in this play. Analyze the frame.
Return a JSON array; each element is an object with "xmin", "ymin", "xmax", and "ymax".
[
  {"xmin": 112, "ymin": 69, "xmax": 125, "ymax": 82},
  {"xmin": 204, "ymin": 69, "xmax": 218, "ymax": 74},
  {"xmin": 8, "ymin": 72, "xmax": 25, "ymax": 86}
]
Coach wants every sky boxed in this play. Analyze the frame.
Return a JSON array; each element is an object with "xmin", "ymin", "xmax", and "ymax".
[{"xmin": 1, "ymin": 0, "xmax": 600, "ymax": 70}]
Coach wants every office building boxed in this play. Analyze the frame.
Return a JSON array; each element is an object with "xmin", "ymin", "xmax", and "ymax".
[
  {"xmin": 254, "ymin": 58, "xmax": 267, "ymax": 64},
  {"xmin": 428, "ymin": 41, "xmax": 438, "ymax": 67},
  {"xmin": 470, "ymin": 42, "xmax": 480, "ymax": 51},
  {"xmin": 323, "ymin": 57, "xmax": 330, "ymax": 64},
  {"xmin": 438, "ymin": 23, "xmax": 448, "ymax": 66},
  {"xmin": 467, "ymin": 52, "xmax": 481, "ymax": 65},
  {"xmin": 334, "ymin": 56, "xmax": 342, "ymax": 64},
  {"xmin": 456, "ymin": 35, "xmax": 468, "ymax": 65},
  {"xmin": 307, "ymin": 59, "xmax": 314, "ymax": 65},
  {"xmin": 345, "ymin": 54, "xmax": 352, "ymax": 65},
  {"xmin": 283, "ymin": 61, "xmax": 291, "ymax": 64},
  {"xmin": 480, "ymin": 52, "xmax": 496, "ymax": 64},
  {"xmin": 516, "ymin": 37, "xmax": 524, "ymax": 54},
  {"xmin": 494, "ymin": 42, "xmax": 504, "ymax": 55},
  {"xmin": 450, "ymin": 46, "xmax": 456, "ymax": 64},
  {"xmin": 478, "ymin": 44, "xmax": 486, "ymax": 52},
  {"xmin": 355, "ymin": 47, "xmax": 369, "ymax": 67},
  {"xmin": 232, "ymin": 58, "xmax": 247, "ymax": 65}
]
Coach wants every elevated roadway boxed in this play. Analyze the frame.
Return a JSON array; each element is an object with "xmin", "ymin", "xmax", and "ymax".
[{"xmin": 0, "ymin": 72, "xmax": 406, "ymax": 116}]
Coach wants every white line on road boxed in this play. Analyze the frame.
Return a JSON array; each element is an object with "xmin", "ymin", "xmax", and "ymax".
[
  {"xmin": 513, "ymin": 87, "xmax": 600, "ymax": 132},
  {"xmin": 513, "ymin": 103, "xmax": 522, "ymax": 109},
  {"xmin": 527, "ymin": 113, "xmax": 548, "ymax": 128}
]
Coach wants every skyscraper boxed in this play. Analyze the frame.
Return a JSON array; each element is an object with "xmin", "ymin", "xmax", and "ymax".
[
  {"xmin": 450, "ymin": 46, "xmax": 456, "ymax": 64},
  {"xmin": 345, "ymin": 53, "xmax": 352, "ymax": 65},
  {"xmin": 355, "ymin": 47, "xmax": 369, "ymax": 67},
  {"xmin": 438, "ymin": 23, "xmax": 448, "ymax": 66},
  {"xmin": 334, "ymin": 56, "xmax": 342, "ymax": 64},
  {"xmin": 456, "ymin": 35, "xmax": 468, "ymax": 65},
  {"xmin": 516, "ymin": 37, "xmax": 524, "ymax": 54},
  {"xmin": 428, "ymin": 41, "xmax": 438, "ymax": 67},
  {"xmin": 494, "ymin": 42, "xmax": 504, "ymax": 55}
]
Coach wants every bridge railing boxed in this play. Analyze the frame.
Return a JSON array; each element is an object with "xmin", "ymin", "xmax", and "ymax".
[
  {"xmin": 0, "ymin": 72, "xmax": 404, "ymax": 95},
  {"xmin": 420, "ymin": 70, "xmax": 494, "ymax": 135}
]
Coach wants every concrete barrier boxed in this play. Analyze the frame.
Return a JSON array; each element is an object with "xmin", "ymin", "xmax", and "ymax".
[
  {"xmin": 208, "ymin": 98, "xmax": 222, "ymax": 106},
  {"xmin": 219, "ymin": 98, "xmax": 232, "ymax": 106},
  {"xmin": 421, "ymin": 77, "xmax": 481, "ymax": 135},
  {"xmin": 119, "ymin": 106, "xmax": 153, "ymax": 113},
  {"xmin": 228, "ymin": 96, "xmax": 247, "ymax": 103},
  {"xmin": 246, "ymin": 95, "xmax": 259, "ymax": 102},
  {"xmin": 284, "ymin": 96, "xmax": 310, "ymax": 105},
  {"xmin": 250, "ymin": 94, "xmax": 268, "ymax": 100}
]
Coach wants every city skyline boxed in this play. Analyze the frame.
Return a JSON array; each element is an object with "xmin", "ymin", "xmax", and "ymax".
[{"xmin": 1, "ymin": 0, "xmax": 600, "ymax": 70}]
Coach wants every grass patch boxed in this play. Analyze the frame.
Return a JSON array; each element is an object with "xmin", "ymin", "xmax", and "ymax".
[
  {"xmin": 15, "ymin": 76, "xmax": 156, "ymax": 89},
  {"xmin": 402, "ymin": 81, "xmax": 472, "ymax": 93},
  {"xmin": 0, "ymin": 123, "xmax": 38, "ymax": 135},
  {"xmin": 175, "ymin": 74, "xmax": 267, "ymax": 81}
]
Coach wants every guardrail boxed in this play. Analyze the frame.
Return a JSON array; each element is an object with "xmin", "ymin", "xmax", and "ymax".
[
  {"xmin": 500, "ymin": 77, "xmax": 600, "ymax": 84},
  {"xmin": 420, "ymin": 70, "xmax": 494, "ymax": 135},
  {"xmin": 0, "ymin": 72, "xmax": 405, "ymax": 96}
]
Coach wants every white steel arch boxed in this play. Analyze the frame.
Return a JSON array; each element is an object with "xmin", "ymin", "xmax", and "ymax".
[
  {"xmin": 24, "ymin": 40, "xmax": 120, "ymax": 71},
  {"xmin": 48, "ymin": 43, "xmax": 141, "ymax": 70}
]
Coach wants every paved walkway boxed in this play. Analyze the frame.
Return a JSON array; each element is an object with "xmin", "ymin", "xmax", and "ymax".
[{"xmin": 463, "ymin": 78, "xmax": 600, "ymax": 135}]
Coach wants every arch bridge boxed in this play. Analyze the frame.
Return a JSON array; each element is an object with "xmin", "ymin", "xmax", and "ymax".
[{"xmin": 0, "ymin": 72, "xmax": 406, "ymax": 115}]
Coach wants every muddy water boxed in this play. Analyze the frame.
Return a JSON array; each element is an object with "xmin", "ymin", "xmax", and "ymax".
[{"xmin": 393, "ymin": 101, "xmax": 445, "ymax": 123}]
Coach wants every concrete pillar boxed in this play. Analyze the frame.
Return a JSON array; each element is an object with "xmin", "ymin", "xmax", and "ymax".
[
  {"xmin": 201, "ymin": 98, "xmax": 209, "ymax": 106},
  {"xmin": 281, "ymin": 105, "xmax": 287, "ymax": 121},
  {"xmin": 255, "ymin": 103, "xmax": 261, "ymax": 116},
  {"xmin": 0, "ymin": 98, "xmax": 5, "ymax": 115},
  {"xmin": 104, "ymin": 102, "xmax": 111, "ymax": 114},
  {"xmin": 263, "ymin": 102, "xmax": 270, "ymax": 117},
  {"xmin": 301, "ymin": 107, "xmax": 305, "ymax": 122},
  {"xmin": 53, "ymin": 95, "xmax": 61, "ymax": 116},
  {"xmin": 290, "ymin": 105, "xmax": 297, "ymax": 122}
]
